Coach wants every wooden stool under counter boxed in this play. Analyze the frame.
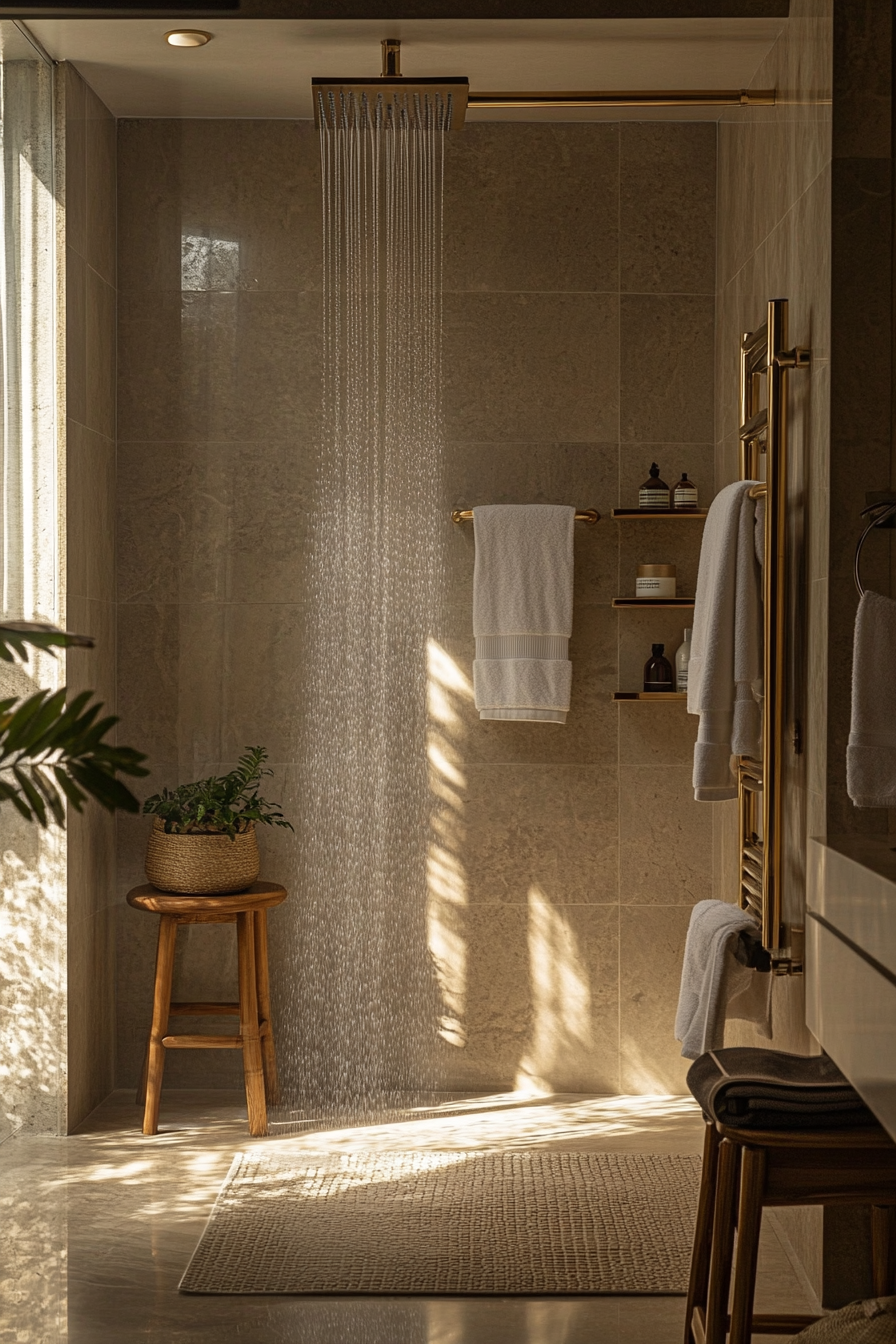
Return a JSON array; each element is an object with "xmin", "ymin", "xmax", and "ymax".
[
  {"xmin": 686, "ymin": 1118, "xmax": 896, "ymax": 1344},
  {"xmin": 127, "ymin": 882, "xmax": 286, "ymax": 1137}
]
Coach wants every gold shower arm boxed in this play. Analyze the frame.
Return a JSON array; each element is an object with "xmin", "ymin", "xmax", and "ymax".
[{"xmin": 452, "ymin": 508, "xmax": 600, "ymax": 524}]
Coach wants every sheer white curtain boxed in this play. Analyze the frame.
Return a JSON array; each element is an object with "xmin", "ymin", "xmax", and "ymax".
[
  {"xmin": 0, "ymin": 35, "xmax": 56, "ymax": 626},
  {"xmin": 0, "ymin": 29, "xmax": 66, "ymax": 1142}
]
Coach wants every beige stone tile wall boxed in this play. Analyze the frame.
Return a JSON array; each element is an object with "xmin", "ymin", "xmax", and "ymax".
[
  {"xmin": 60, "ymin": 64, "xmax": 118, "ymax": 1130},
  {"xmin": 713, "ymin": 0, "xmax": 832, "ymax": 1302},
  {"xmin": 115, "ymin": 118, "xmax": 716, "ymax": 1096}
]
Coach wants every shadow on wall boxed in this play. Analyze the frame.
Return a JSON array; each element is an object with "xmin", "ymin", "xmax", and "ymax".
[{"xmin": 427, "ymin": 639, "xmax": 649, "ymax": 1096}]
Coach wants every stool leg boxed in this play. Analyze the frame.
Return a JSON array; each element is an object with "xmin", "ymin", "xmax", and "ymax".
[
  {"xmin": 143, "ymin": 914, "xmax": 177, "ymax": 1136},
  {"xmin": 872, "ymin": 1205, "xmax": 896, "ymax": 1295},
  {"xmin": 237, "ymin": 911, "xmax": 268, "ymax": 1137},
  {"xmin": 253, "ymin": 908, "xmax": 280, "ymax": 1106},
  {"xmin": 684, "ymin": 1121, "xmax": 721, "ymax": 1344},
  {"xmin": 705, "ymin": 1137, "xmax": 740, "ymax": 1344},
  {"xmin": 729, "ymin": 1146, "xmax": 766, "ymax": 1344}
]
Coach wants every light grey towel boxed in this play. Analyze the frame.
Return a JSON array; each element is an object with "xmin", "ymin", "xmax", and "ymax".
[
  {"xmin": 688, "ymin": 482, "xmax": 763, "ymax": 801},
  {"xmin": 847, "ymin": 590, "xmax": 896, "ymax": 807},
  {"xmin": 675, "ymin": 899, "xmax": 773, "ymax": 1060},
  {"xmin": 472, "ymin": 505, "xmax": 575, "ymax": 724}
]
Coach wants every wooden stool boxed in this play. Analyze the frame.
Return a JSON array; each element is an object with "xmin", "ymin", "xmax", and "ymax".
[
  {"xmin": 127, "ymin": 882, "xmax": 286, "ymax": 1138},
  {"xmin": 685, "ymin": 1119, "xmax": 896, "ymax": 1344}
]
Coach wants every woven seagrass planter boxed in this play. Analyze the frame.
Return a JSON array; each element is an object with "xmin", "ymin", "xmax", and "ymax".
[{"xmin": 144, "ymin": 818, "xmax": 260, "ymax": 894}]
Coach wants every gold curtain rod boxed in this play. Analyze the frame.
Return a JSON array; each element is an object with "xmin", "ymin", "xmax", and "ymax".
[
  {"xmin": 452, "ymin": 508, "xmax": 600, "ymax": 524},
  {"xmin": 467, "ymin": 89, "xmax": 775, "ymax": 110}
]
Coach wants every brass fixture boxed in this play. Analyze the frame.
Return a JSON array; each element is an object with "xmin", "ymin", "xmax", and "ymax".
[
  {"xmin": 381, "ymin": 39, "xmax": 401, "ymax": 78},
  {"xmin": 451, "ymin": 508, "xmax": 600, "ymax": 524},
  {"xmin": 467, "ymin": 89, "xmax": 775, "ymax": 111},
  {"xmin": 165, "ymin": 29, "xmax": 212, "ymax": 47},
  {"xmin": 314, "ymin": 40, "xmax": 468, "ymax": 130},
  {"xmin": 736, "ymin": 299, "xmax": 810, "ymax": 975}
]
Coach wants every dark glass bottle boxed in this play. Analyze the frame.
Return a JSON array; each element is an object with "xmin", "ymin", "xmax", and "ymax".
[
  {"xmin": 672, "ymin": 472, "xmax": 699, "ymax": 511},
  {"xmin": 638, "ymin": 463, "xmax": 670, "ymax": 510},
  {"xmin": 643, "ymin": 643, "xmax": 674, "ymax": 693}
]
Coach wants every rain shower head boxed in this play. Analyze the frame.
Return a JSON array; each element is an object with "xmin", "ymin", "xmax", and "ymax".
[{"xmin": 313, "ymin": 40, "xmax": 468, "ymax": 132}]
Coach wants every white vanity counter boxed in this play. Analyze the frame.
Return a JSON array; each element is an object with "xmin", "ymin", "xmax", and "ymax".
[{"xmin": 807, "ymin": 836, "xmax": 896, "ymax": 1139}]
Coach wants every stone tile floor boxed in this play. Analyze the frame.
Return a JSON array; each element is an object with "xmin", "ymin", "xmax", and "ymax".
[{"xmin": 0, "ymin": 1090, "xmax": 821, "ymax": 1343}]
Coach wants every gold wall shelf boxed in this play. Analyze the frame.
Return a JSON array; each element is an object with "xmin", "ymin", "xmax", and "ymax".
[
  {"xmin": 612, "ymin": 598, "xmax": 695, "ymax": 609},
  {"xmin": 612, "ymin": 508, "xmax": 708, "ymax": 520},
  {"xmin": 614, "ymin": 691, "xmax": 686, "ymax": 701}
]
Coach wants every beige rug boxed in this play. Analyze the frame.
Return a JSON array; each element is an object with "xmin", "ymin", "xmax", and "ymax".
[{"xmin": 180, "ymin": 1150, "xmax": 700, "ymax": 1295}]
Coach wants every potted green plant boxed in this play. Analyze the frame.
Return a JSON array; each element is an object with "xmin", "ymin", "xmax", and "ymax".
[{"xmin": 142, "ymin": 747, "xmax": 293, "ymax": 894}]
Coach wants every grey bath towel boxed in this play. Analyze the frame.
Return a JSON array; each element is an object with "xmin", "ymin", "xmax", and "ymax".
[
  {"xmin": 847, "ymin": 590, "xmax": 896, "ymax": 808},
  {"xmin": 675, "ymin": 900, "xmax": 772, "ymax": 1061},
  {"xmin": 688, "ymin": 482, "xmax": 763, "ymax": 801},
  {"xmin": 472, "ymin": 505, "xmax": 575, "ymax": 724},
  {"xmin": 687, "ymin": 1047, "xmax": 877, "ymax": 1131}
]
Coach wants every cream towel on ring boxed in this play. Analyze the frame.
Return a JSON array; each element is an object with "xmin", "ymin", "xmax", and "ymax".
[
  {"xmin": 472, "ymin": 505, "xmax": 575, "ymax": 723},
  {"xmin": 847, "ymin": 589, "xmax": 896, "ymax": 807}
]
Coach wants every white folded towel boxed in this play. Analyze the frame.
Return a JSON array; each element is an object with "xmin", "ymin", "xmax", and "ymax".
[
  {"xmin": 675, "ymin": 899, "xmax": 773, "ymax": 1060},
  {"xmin": 688, "ymin": 482, "xmax": 763, "ymax": 801},
  {"xmin": 847, "ymin": 590, "xmax": 896, "ymax": 807},
  {"xmin": 472, "ymin": 505, "xmax": 575, "ymax": 723}
]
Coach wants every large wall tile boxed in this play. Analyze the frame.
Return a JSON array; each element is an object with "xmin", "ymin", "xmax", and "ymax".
[
  {"xmin": 619, "ymin": 702, "xmax": 698, "ymax": 767},
  {"xmin": 443, "ymin": 292, "xmax": 619, "ymax": 442},
  {"xmin": 444, "ymin": 123, "xmax": 618, "ymax": 294},
  {"xmin": 620, "ymin": 904, "xmax": 691, "ymax": 1093},
  {"xmin": 85, "ymin": 266, "xmax": 115, "ymax": 440},
  {"xmin": 621, "ymin": 294, "xmax": 714, "ymax": 444},
  {"xmin": 618, "ymin": 443, "xmax": 715, "ymax": 512},
  {"xmin": 84, "ymin": 85, "xmax": 116, "ymax": 287},
  {"xmin": 67, "ymin": 423, "xmax": 115, "ymax": 604},
  {"xmin": 453, "ymin": 902, "xmax": 620, "ymax": 1094},
  {"xmin": 117, "ymin": 119, "xmax": 321, "ymax": 294},
  {"xmin": 620, "ymin": 124, "xmax": 716, "ymax": 296},
  {"xmin": 118, "ymin": 290, "xmax": 321, "ymax": 442},
  {"xmin": 619, "ymin": 765, "xmax": 713, "ymax": 905}
]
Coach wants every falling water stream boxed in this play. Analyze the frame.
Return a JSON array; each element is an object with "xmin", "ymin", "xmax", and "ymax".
[{"xmin": 276, "ymin": 95, "xmax": 449, "ymax": 1125}]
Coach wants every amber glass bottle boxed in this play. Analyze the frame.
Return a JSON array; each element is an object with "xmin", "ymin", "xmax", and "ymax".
[
  {"xmin": 643, "ymin": 643, "xmax": 674, "ymax": 693},
  {"xmin": 672, "ymin": 472, "xmax": 699, "ymax": 511},
  {"xmin": 638, "ymin": 463, "xmax": 670, "ymax": 510}
]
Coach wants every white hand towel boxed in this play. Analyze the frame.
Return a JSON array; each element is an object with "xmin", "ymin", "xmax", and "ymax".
[
  {"xmin": 472, "ymin": 504, "xmax": 575, "ymax": 723},
  {"xmin": 675, "ymin": 899, "xmax": 773, "ymax": 1061},
  {"xmin": 847, "ymin": 589, "xmax": 896, "ymax": 807},
  {"xmin": 688, "ymin": 482, "xmax": 763, "ymax": 800}
]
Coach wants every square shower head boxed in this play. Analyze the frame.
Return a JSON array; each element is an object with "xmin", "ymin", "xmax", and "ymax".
[{"xmin": 313, "ymin": 78, "xmax": 469, "ymax": 132}]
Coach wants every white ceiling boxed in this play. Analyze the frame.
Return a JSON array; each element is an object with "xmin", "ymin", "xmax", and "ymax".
[{"xmin": 25, "ymin": 16, "xmax": 783, "ymax": 120}]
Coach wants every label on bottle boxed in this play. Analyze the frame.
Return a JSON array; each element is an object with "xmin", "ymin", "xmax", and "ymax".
[
  {"xmin": 673, "ymin": 486, "xmax": 698, "ymax": 508},
  {"xmin": 639, "ymin": 487, "xmax": 670, "ymax": 509},
  {"xmin": 676, "ymin": 668, "xmax": 688, "ymax": 692}
]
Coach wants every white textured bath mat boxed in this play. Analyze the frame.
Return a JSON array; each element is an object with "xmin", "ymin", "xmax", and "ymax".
[{"xmin": 180, "ymin": 1150, "xmax": 700, "ymax": 1295}]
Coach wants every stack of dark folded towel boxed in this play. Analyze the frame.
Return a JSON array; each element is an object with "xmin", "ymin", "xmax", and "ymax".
[{"xmin": 688, "ymin": 1047, "xmax": 879, "ymax": 1131}]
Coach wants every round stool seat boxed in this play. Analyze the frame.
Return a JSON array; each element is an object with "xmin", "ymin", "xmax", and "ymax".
[
  {"xmin": 127, "ymin": 881, "xmax": 286, "ymax": 915},
  {"xmin": 127, "ymin": 881, "xmax": 286, "ymax": 1138}
]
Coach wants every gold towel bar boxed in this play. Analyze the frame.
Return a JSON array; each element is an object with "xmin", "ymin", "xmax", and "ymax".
[{"xmin": 451, "ymin": 508, "xmax": 600, "ymax": 525}]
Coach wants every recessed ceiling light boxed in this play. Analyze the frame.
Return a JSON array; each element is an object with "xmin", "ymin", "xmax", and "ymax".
[{"xmin": 165, "ymin": 30, "xmax": 213, "ymax": 48}]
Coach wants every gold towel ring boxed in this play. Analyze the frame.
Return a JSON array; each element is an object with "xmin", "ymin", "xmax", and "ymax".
[{"xmin": 854, "ymin": 500, "xmax": 896, "ymax": 597}]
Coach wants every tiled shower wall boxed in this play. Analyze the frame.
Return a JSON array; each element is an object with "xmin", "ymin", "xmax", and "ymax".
[
  {"xmin": 115, "ymin": 120, "xmax": 716, "ymax": 1094},
  {"xmin": 61, "ymin": 64, "xmax": 118, "ymax": 1130}
]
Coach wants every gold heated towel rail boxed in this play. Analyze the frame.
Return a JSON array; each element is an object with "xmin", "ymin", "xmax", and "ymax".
[{"xmin": 737, "ymin": 299, "xmax": 809, "ymax": 973}]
